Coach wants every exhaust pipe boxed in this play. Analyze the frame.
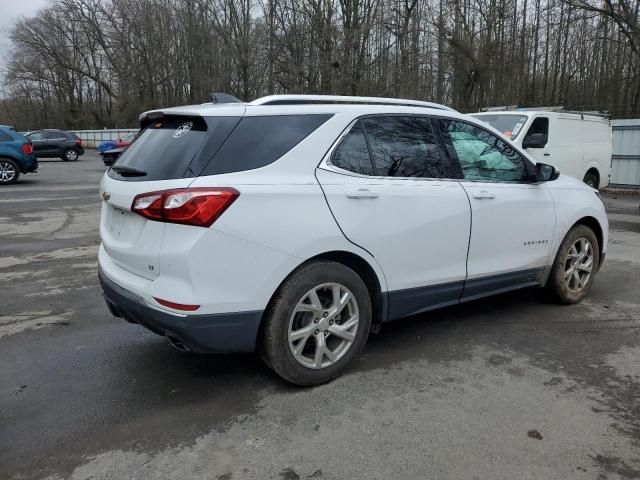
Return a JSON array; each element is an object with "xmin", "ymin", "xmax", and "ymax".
[{"xmin": 166, "ymin": 334, "xmax": 190, "ymax": 352}]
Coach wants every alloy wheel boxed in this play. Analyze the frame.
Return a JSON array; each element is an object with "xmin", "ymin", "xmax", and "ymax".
[
  {"xmin": 0, "ymin": 161, "xmax": 16, "ymax": 183},
  {"xmin": 288, "ymin": 282, "xmax": 359, "ymax": 369},
  {"xmin": 564, "ymin": 237, "xmax": 594, "ymax": 293}
]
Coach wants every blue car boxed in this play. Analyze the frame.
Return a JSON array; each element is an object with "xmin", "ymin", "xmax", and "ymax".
[{"xmin": 0, "ymin": 125, "xmax": 38, "ymax": 185}]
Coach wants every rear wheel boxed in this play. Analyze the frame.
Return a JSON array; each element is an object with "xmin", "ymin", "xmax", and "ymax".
[
  {"xmin": 583, "ymin": 170, "xmax": 599, "ymax": 189},
  {"xmin": 260, "ymin": 261, "xmax": 371, "ymax": 386},
  {"xmin": 547, "ymin": 225, "xmax": 600, "ymax": 304},
  {"xmin": 62, "ymin": 148, "xmax": 79, "ymax": 161},
  {"xmin": 0, "ymin": 159, "xmax": 20, "ymax": 185}
]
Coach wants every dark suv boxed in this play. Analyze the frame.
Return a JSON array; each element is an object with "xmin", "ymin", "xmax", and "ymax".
[
  {"xmin": 25, "ymin": 129, "xmax": 85, "ymax": 161},
  {"xmin": 0, "ymin": 125, "xmax": 38, "ymax": 185}
]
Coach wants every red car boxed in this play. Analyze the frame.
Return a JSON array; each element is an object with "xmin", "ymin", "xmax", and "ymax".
[{"xmin": 113, "ymin": 133, "xmax": 136, "ymax": 149}]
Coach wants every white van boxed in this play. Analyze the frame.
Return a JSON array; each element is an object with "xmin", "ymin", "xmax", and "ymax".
[{"xmin": 471, "ymin": 110, "xmax": 612, "ymax": 188}]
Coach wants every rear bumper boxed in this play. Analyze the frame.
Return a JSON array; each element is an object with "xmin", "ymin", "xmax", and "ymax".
[
  {"xmin": 20, "ymin": 156, "xmax": 38, "ymax": 173},
  {"xmin": 99, "ymin": 267, "xmax": 263, "ymax": 353}
]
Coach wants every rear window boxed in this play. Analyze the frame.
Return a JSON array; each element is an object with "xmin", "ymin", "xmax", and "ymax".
[
  {"xmin": 200, "ymin": 114, "xmax": 332, "ymax": 176},
  {"xmin": 108, "ymin": 116, "xmax": 240, "ymax": 181}
]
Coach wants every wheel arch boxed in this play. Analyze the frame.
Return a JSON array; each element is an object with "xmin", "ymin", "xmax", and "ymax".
[
  {"xmin": 259, "ymin": 250, "xmax": 387, "ymax": 339},
  {"xmin": 574, "ymin": 215, "xmax": 605, "ymax": 266},
  {"xmin": 584, "ymin": 167, "xmax": 600, "ymax": 186}
]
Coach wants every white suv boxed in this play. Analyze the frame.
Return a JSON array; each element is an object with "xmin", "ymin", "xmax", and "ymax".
[{"xmin": 99, "ymin": 95, "xmax": 608, "ymax": 386}]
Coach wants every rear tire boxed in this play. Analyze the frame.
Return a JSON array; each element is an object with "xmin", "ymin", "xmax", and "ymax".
[
  {"xmin": 260, "ymin": 260, "xmax": 371, "ymax": 386},
  {"xmin": 583, "ymin": 170, "xmax": 599, "ymax": 189},
  {"xmin": 547, "ymin": 225, "xmax": 600, "ymax": 304},
  {"xmin": 0, "ymin": 159, "xmax": 20, "ymax": 185},
  {"xmin": 62, "ymin": 148, "xmax": 79, "ymax": 162}
]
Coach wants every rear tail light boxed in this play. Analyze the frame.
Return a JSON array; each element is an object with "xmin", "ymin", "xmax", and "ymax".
[
  {"xmin": 22, "ymin": 143, "xmax": 33, "ymax": 155},
  {"xmin": 75, "ymin": 139, "xmax": 82, "ymax": 146},
  {"xmin": 131, "ymin": 188, "xmax": 239, "ymax": 227}
]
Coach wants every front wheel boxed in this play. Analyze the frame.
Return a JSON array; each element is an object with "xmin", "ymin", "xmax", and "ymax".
[
  {"xmin": 583, "ymin": 171, "xmax": 599, "ymax": 189},
  {"xmin": 547, "ymin": 225, "xmax": 600, "ymax": 304},
  {"xmin": 62, "ymin": 148, "xmax": 79, "ymax": 161},
  {"xmin": 0, "ymin": 159, "xmax": 20, "ymax": 185},
  {"xmin": 260, "ymin": 261, "xmax": 372, "ymax": 386}
]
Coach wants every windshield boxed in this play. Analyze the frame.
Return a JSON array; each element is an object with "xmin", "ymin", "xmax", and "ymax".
[{"xmin": 470, "ymin": 114, "xmax": 528, "ymax": 140}]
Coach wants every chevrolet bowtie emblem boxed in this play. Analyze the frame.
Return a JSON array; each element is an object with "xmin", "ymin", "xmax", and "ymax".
[{"xmin": 101, "ymin": 191, "xmax": 111, "ymax": 201}]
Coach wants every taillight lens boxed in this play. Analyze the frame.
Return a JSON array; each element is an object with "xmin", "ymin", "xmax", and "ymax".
[
  {"xmin": 22, "ymin": 143, "xmax": 33, "ymax": 155},
  {"xmin": 131, "ymin": 188, "xmax": 239, "ymax": 227},
  {"xmin": 75, "ymin": 139, "xmax": 82, "ymax": 146}
]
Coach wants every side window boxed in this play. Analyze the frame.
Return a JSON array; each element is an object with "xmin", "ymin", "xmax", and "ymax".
[
  {"xmin": 28, "ymin": 132, "xmax": 43, "ymax": 141},
  {"xmin": 0, "ymin": 131, "xmax": 12, "ymax": 142},
  {"xmin": 524, "ymin": 117, "xmax": 549, "ymax": 146},
  {"xmin": 331, "ymin": 122, "xmax": 375, "ymax": 175},
  {"xmin": 45, "ymin": 131, "xmax": 64, "ymax": 140},
  {"xmin": 202, "ymin": 114, "xmax": 332, "ymax": 176},
  {"xmin": 438, "ymin": 120, "xmax": 530, "ymax": 182},
  {"xmin": 361, "ymin": 116, "xmax": 451, "ymax": 178}
]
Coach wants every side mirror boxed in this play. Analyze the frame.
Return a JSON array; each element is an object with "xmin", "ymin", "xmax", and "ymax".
[
  {"xmin": 536, "ymin": 163, "xmax": 559, "ymax": 182},
  {"xmin": 522, "ymin": 133, "xmax": 547, "ymax": 149}
]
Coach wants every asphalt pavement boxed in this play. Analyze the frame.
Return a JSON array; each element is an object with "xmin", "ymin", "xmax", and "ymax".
[{"xmin": 1, "ymin": 155, "xmax": 639, "ymax": 479}]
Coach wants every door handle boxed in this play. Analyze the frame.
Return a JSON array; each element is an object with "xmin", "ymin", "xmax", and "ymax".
[
  {"xmin": 543, "ymin": 153, "xmax": 551, "ymax": 157},
  {"xmin": 472, "ymin": 191, "xmax": 495, "ymax": 200},
  {"xmin": 345, "ymin": 188, "xmax": 379, "ymax": 199}
]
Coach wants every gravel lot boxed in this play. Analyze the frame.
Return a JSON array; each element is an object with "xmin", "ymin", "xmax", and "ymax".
[{"xmin": 1, "ymin": 155, "xmax": 639, "ymax": 480}]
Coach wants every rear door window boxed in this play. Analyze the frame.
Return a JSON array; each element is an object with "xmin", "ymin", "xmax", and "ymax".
[
  {"xmin": 0, "ymin": 131, "xmax": 12, "ymax": 142},
  {"xmin": 330, "ymin": 122, "xmax": 375, "ymax": 175},
  {"xmin": 361, "ymin": 116, "xmax": 454, "ymax": 178},
  {"xmin": 201, "ymin": 114, "xmax": 332, "ymax": 176},
  {"xmin": 108, "ymin": 116, "xmax": 240, "ymax": 181}
]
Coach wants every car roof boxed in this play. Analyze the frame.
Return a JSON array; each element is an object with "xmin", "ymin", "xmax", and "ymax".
[{"xmin": 141, "ymin": 95, "xmax": 460, "ymax": 121}]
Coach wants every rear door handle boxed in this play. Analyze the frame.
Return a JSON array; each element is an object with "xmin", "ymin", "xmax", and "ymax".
[
  {"xmin": 345, "ymin": 188, "xmax": 379, "ymax": 199},
  {"xmin": 472, "ymin": 190, "xmax": 495, "ymax": 200}
]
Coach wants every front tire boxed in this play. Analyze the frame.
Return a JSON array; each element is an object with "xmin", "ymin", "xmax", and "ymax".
[
  {"xmin": 0, "ymin": 159, "xmax": 20, "ymax": 185},
  {"xmin": 547, "ymin": 225, "xmax": 600, "ymax": 304},
  {"xmin": 260, "ymin": 261, "xmax": 372, "ymax": 386},
  {"xmin": 583, "ymin": 170, "xmax": 599, "ymax": 189},
  {"xmin": 62, "ymin": 148, "xmax": 79, "ymax": 161}
]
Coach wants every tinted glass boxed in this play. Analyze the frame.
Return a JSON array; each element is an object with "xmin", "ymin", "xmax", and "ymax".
[
  {"xmin": 44, "ymin": 131, "xmax": 65, "ymax": 140},
  {"xmin": 439, "ymin": 119, "xmax": 529, "ymax": 182},
  {"xmin": 362, "ymin": 116, "xmax": 450, "ymax": 178},
  {"xmin": 331, "ymin": 122, "xmax": 374, "ymax": 175},
  {"xmin": 109, "ymin": 116, "xmax": 240, "ymax": 181},
  {"xmin": 28, "ymin": 132, "xmax": 44, "ymax": 140},
  {"xmin": 202, "ymin": 114, "xmax": 332, "ymax": 176},
  {"xmin": 0, "ymin": 131, "xmax": 12, "ymax": 142}
]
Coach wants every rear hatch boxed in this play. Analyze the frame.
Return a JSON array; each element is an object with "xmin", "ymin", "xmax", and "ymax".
[{"xmin": 99, "ymin": 110, "xmax": 243, "ymax": 280}]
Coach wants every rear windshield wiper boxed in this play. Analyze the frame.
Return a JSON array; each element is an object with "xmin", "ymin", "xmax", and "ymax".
[{"xmin": 111, "ymin": 165, "xmax": 147, "ymax": 177}]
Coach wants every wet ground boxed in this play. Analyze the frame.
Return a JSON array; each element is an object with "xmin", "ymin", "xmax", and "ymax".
[{"xmin": 1, "ymin": 156, "xmax": 639, "ymax": 479}]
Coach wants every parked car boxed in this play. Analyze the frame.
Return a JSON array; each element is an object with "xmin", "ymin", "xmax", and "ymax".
[
  {"xmin": 0, "ymin": 124, "xmax": 38, "ymax": 185},
  {"xmin": 98, "ymin": 132, "xmax": 136, "ymax": 154},
  {"xmin": 98, "ymin": 95, "xmax": 609, "ymax": 386},
  {"xmin": 25, "ymin": 129, "xmax": 85, "ymax": 161},
  {"xmin": 101, "ymin": 146, "xmax": 126, "ymax": 166},
  {"xmin": 472, "ymin": 109, "xmax": 612, "ymax": 189}
]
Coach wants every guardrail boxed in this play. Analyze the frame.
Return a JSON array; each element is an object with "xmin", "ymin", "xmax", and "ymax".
[{"xmin": 70, "ymin": 129, "xmax": 139, "ymax": 148}]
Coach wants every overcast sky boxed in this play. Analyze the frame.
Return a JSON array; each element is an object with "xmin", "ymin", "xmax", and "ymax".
[{"xmin": 0, "ymin": 0, "xmax": 49, "ymax": 75}]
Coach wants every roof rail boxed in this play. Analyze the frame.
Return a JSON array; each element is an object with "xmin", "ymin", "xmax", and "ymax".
[
  {"xmin": 480, "ymin": 105, "xmax": 609, "ymax": 118},
  {"xmin": 249, "ymin": 95, "xmax": 457, "ymax": 112}
]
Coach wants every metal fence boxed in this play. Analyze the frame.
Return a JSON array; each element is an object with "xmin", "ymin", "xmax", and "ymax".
[
  {"xmin": 611, "ymin": 119, "xmax": 640, "ymax": 187},
  {"xmin": 70, "ymin": 129, "xmax": 139, "ymax": 148}
]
